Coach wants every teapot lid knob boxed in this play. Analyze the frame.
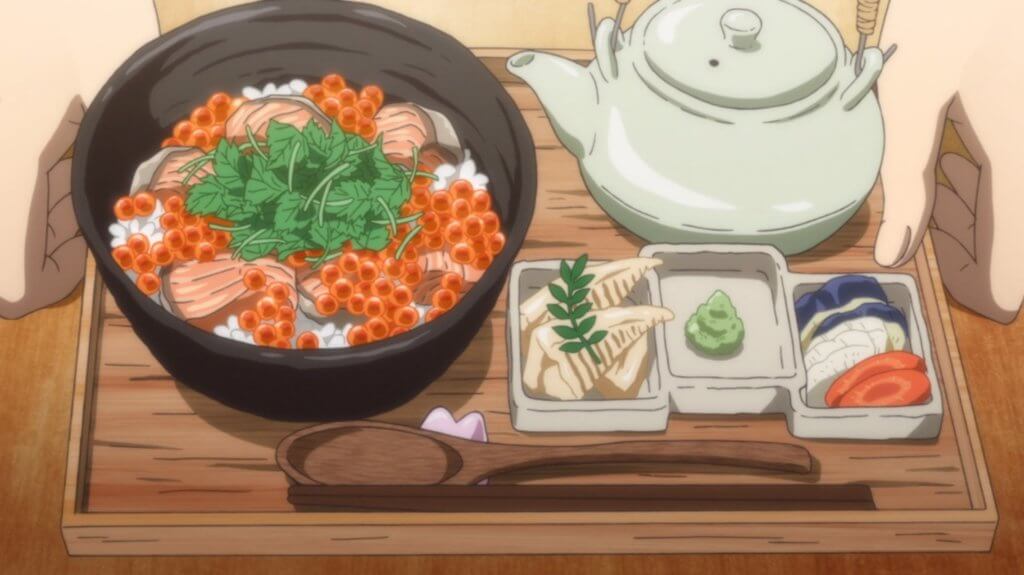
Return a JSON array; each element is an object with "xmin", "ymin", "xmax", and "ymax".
[{"xmin": 721, "ymin": 9, "xmax": 762, "ymax": 51}]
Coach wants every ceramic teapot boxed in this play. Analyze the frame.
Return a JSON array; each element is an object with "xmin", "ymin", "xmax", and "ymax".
[{"xmin": 508, "ymin": 0, "xmax": 887, "ymax": 254}]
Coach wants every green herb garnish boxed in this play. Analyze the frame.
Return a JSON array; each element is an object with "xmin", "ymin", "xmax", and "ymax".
[
  {"xmin": 184, "ymin": 119, "xmax": 412, "ymax": 267},
  {"xmin": 546, "ymin": 254, "xmax": 607, "ymax": 364}
]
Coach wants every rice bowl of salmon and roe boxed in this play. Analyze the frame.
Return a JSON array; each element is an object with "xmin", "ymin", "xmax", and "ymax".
[{"xmin": 71, "ymin": 0, "xmax": 536, "ymax": 420}]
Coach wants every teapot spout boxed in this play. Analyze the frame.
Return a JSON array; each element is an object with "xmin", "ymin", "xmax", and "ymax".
[{"xmin": 507, "ymin": 51, "xmax": 596, "ymax": 158}]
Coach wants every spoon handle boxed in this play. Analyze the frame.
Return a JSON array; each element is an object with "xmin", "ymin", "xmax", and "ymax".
[{"xmin": 452, "ymin": 439, "xmax": 812, "ymax": 485}]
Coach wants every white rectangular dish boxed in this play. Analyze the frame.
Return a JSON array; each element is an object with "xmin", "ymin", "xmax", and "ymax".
[
  {"xmin": 506, "ymin": 245, "xmax": 944, "ymax": 440},
  {"xmin": 507, "ymin": 261, "xmax": 670, "ymax": 432},
  {"xmin": 787, "ymin": 274, "xmax": 944, "ymax": 440},
  {"xmin": 641, "ymin": 245, "xmax": 801, "ymax": 415}
]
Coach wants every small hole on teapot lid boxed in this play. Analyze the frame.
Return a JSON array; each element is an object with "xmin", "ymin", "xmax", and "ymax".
[{"xmin": 709, "ymin": 59, "xmax": 720, "ymax": 67}]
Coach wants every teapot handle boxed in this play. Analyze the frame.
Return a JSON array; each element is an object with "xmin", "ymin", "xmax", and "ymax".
[
  {"xmin": 594, "ymin": 18, "xmax": 626, "ymax": 82},
  {"xmin": 842, "ymin": 47, "xmax": 884, "ymax": 111}
]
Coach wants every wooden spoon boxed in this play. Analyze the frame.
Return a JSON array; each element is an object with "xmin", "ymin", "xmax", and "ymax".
[{"xmin": 277, "ymin": 421, "xmax": 813, "ymax": 486}]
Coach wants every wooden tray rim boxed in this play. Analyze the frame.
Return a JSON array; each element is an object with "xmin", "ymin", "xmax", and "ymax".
[{"xmin": 60, "ymin": 53, "xmax": 997, "ymax": 552}]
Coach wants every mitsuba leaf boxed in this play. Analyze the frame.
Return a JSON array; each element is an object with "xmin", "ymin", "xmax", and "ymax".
[
  {"xmin": 245, "ymin": 174, "xmax": 286, "ymax": 205},
  {"xmin": 323, "ymin": 123, "xmax": 351, "ymax": 166},
  {"xmin": 222, "ymin": 202, "xmax": 259, "ymax": 223},
  {"xmin": 227, "ymin": 228, "xmax": 252, "ymax": 250},
  {"xmin": 303, "ymin": 119, "xmax": 329, "ymax": 158},
  {"xmin": 345, "ymin": 199, "xmax": 374, "ymax": 223},
  {"xmin": 245, "ymin": 156, "xmax": 287, "ymax": 205},
  {"xmin": 266, "ymin": 121, "xmax": 307, "ymax": 170},
  {"xmin": 213, "ymin": 139, "xmax": 244, "ymax": 190},
  {"xmin": 275, "ymin": 232, "xmax": 310, "ymax": 261},
  {"xmin": 336, "ymin": 180, "xmax": 371, "ymax": 200},
  {"xmin": 186, "ymin": 179, "xmax": 227, "ymax": 215},
  {"xmin": 352, "ymin": 225, "xmax": 389, "ymax": 251},
  {"xmin": 239, "ymin": 240, "xmax": 278, "ymax": 261},
  {"xmin": 371, "ymin": 177, "xmax": 408, "ymax": 211},
  {"xmin": 310, "ymin": 221, "xmax": 348, "ymax": 253},
  {"xmin": 273, "ymin": 192, "xmax": 307, "ymax": 232},
  {"xmin": 371, "ymin": 143, "xmax": 400, "ymax": 178}
]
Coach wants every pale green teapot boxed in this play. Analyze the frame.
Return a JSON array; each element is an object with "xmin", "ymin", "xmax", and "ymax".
[{"xmin": 508, "ymin": 0, "xmax": 887, "ymax": 254}]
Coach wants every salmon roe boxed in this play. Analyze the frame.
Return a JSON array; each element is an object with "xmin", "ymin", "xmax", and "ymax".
[
  {"xmin": 112, "ymin": 246, "xmax": 134, "ymax": 269},
  {"xmin": 296, "ymin": 331, "xmax": 320, "ymax": 350},
  {"xmin": 347, "ymin": 325, "xmax": 370, "ymax": 346},
  {"xmin": 365, "ymin": 317, "xmax": 389, "ymax": 341},
  {"xmin": 256, "ymin": 297, "xmax": 279, "ymax": 319},
  {"xmin": 133, "ymin": 192, "xmax": 156, "ymax": 217},
  {"xmin": 114, "ymin": 197, "xmax": 135, "ymax": 220},
  {"xmin": 276, "ymin": 305, "xmax": 296, "ymax": 323},
  {"xmin": 267, "ymin": 282, "xmax": 291, "ymax": 304},
  {"xmin": 137, "ymin": 272, "xmax": 161, "ymax": 295},
  {"xmin": 127, "ymin": 234, "xmax": 150, "ymax": 255},
  {"xmin": 330, "ymin": 278, "xmax": 355, "ymax": 302},
  {"xmin": 315, "ymin": 294, "xmax": 340, "ymax": 316},
  {"xmin": 275, "ymin": 320, "xmax": 296, "ymax": 340},
  {"xmin": 254, "ymin": 324, "xmax": 277, "ymax": 346},
  {"xmin": 239, "ymin": 310, "xmax": 260, "ymax": 331}
]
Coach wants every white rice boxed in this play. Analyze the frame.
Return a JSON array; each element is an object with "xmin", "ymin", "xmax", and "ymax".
[
  {"xmin": 241, "ymin": 79, "xmax": 309, "ymax": 100},
  {"xmin": 213, "ymin": 315, "xmax": 256, "ymax": 345},
  {"xmin": 432, "ymin": 149, "xmax": 489, "ymax": 192}
]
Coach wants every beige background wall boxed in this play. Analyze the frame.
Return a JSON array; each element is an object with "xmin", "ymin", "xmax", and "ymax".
[{"xmin": 154, "ymin": 0, "xmax": 890, "ymax": 50}]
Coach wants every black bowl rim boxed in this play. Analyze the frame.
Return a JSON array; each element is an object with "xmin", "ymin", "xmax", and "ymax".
[{"xmin": 72, "ymin": 0, "xmax": 536, "ymax": 369}]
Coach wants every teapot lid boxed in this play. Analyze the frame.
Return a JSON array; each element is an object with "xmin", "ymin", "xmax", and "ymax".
[{"xmin": 639, "ymin": 0, "xmax": 839, "ymax": 110}]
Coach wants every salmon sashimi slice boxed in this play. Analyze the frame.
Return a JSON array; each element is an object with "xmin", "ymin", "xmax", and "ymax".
[
  {"xmin": 297, "ymin": 266, "xmax": 329, "ymax": 306},
  {"xmin": 224, "ymin": 96, "xmax": 330, "ymax": 143},
  {"xmin": 418, "ymin": 144, "xmax": 459, "ymax": 172},
  {"xmin": 163, "ymin": 253, "xmax": 297, "ymax": 330},
  {"xmin": 413, "ymin": 250, "xmax": 483, "ymax": 305},
  {"xmin": 374, "ymin": 103, "xmax": 460, "ymax": 168},
  {"xmin": 130, "ymin": 147, "xmax": 213, "ymax": 203}
]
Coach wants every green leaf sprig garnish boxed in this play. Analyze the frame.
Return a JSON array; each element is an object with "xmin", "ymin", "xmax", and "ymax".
[
  {"xmin": 546, "ymin": 254, "xmax": 608, "ymax": 364},
  {"xmin": 181, "ymin": 119, "xmax": 412, "ymax": 267}
]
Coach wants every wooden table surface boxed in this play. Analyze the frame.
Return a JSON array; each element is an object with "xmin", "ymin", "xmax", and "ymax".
[{"xmin": 3, "ymin": 0, "xmax": 1022, "ymax": 572}]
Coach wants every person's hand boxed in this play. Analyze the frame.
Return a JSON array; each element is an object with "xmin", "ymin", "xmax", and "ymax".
[
  {"xmin": 0, "ymin": 1, "xmax": 158, "ymax": 319},
  {"xmin": 876, "ymin": 0, "xmax": 1024, "ymax": 324}
]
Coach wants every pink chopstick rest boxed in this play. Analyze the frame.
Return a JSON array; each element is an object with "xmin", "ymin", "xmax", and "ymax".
[{"xmin": 420, "ymin": 407, "xmax": 489, "ymax": 485}]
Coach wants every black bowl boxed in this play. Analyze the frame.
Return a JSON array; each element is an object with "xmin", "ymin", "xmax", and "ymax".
[{"xmin": 72, "ymin": 0, "xmax": 536, "ymax": 421}]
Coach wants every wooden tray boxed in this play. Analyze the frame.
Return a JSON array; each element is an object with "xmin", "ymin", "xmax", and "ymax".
[{"xmin": 61, "ymin": 55, "xmax": 996, "ymax": 555}]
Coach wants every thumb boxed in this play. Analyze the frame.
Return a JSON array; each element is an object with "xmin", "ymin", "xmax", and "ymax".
[{"xmin": 874, "ymin": 84, "xmax": 952, "ymax": 268}]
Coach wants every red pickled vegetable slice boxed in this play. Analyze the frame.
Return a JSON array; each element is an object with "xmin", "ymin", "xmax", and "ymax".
[
  {"xmin": 835, "ymin": 369, "xmax": 932, "ymax": 408},
  {"xmin": 825, "ymin": 351, "xmax": 926, "ymax": 407}
]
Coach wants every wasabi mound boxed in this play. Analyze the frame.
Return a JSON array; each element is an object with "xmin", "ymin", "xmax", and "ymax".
[{"xmin": 686, "ymin": 290, "xmax": 745, "ymax": 357}]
